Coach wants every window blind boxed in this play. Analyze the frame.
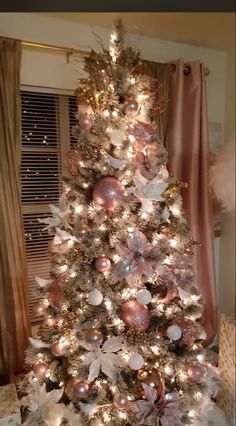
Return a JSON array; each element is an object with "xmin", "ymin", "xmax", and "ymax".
[{"xmin": 20, "ymin": 89, "xmax": 77, "ymax": 323}]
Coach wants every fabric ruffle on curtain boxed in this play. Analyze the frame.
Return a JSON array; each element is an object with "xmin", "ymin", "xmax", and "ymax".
[
  {"xmin": 142, "ymin": 59, "xmax": 216, "ymax": 344},
  {"xmin": 0, "ymin": 37, "xmax": 30, "ymax": 384}
]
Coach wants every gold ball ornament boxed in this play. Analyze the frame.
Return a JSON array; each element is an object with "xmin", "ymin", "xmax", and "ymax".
[{"xmin": 137, "ymin": 366, "xmax": 163, "ymax": 392}]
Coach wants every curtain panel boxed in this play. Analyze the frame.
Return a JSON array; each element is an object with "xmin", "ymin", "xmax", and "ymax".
[
  {"xmin": 143, "ymin": 59, "xmax": 216, "ymax": 344},
  {"xmin": 0, "ymin": 36, "xmax": 30, "ymax": 384}
]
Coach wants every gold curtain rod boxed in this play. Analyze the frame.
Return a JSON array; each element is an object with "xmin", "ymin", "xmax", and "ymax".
[
  {"xmin": 21, "ymin": 40, "xmax": 89, "ymax": 61},
  {"xmin": 21, "ymin": 40, "xmax": 210, "ymax": 75}
]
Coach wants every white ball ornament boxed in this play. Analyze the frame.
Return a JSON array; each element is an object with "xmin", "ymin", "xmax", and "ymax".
[
  {"xmin": 110, "ymin": 129, "xmax": 124, "ymax": 146},
  {"xmin": 137, "ymin": 289, "xmax": 152, "ymax": 305},
  {"xmin": 88, "ymin": 289, "xmax": 103, "ymax": 306},
  {"xmin": 128, "ymin": 353, "xmax": 145, "ymax": 370},
  {"xmin": 167, "ymin": 325, "xmax": 182, "ymax": 341}
]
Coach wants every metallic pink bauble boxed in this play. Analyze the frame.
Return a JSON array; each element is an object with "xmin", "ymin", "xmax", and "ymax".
[
  {"xmin": 93, "ymin": 177, "xmax": 124, "ymax": 211},
  {"xmin": 129, "ymin": 121, "xmax": 154, "ymax": 143},
  {"xmin": 120, "ymin": 300, "xmax": 151, "ymax": 331},
  {"xmin": 113, "ymin": 393, "xmax": 130, "ymax": 410},
  {"xmin": 32, "ymin": 303, "xmax": 46, "ymax": 317},
  {"xmin": 126, "ymin": 99, "xmax": 139, "ymax": 114},
  {"xmin": 95, "ymin": 256, "xmax": 111, "ymax": 272},
  {"xmin": 174, "ymin": 318, "xmax": 200, "ymax": 345},
  {"xmin": 84, "ymin": 328, "xmax": 104, "ymax": 347},
  {"xmin": 72, "ymin": 380, "xmax": 90, "ymax": 399},
  {"xmin": 187, "ymin": 364, "xmax": 207, "ymax": 382},
  {"xmin": 78, "ymin": 113, "xmax": 93, "ymax": 131},
  {"xmin": 48, "ymin": 281, "xmax": 69, "ymax": 311},
  {"xmin": 74, "ymin": 224, "xmax": 90, "ymax": 240},
  {"xmin": 64, "ymin": 149, "xmax": 81, "ymax": 175},
  {"xmin": 51, "ymin": 341, "xmax": 67, "ymax": 357},
  {"xmin": 32, "ymin": 362, "xmax": 48, "ymax": 378}
]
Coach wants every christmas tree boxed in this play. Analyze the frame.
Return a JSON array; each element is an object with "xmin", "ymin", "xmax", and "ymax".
[{"xmin": 20, "ymin": 20, "xmax": 221, "ymax": 426}]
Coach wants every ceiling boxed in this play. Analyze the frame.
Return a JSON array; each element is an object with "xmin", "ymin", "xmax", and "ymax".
[{"xmin": 40, "ymin": 13, "xmax": 235, "ymax": 51}]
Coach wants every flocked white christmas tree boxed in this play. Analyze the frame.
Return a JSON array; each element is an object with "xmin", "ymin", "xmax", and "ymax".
[{"xmin": 20, "ymin": 20, "xmax": 223, "ymax": 426}]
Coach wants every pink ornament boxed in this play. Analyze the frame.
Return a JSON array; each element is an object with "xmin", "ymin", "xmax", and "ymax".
[
  {"xmin": 113, "ymin": 393, "xmax": 130, "ymax": 410},
  {"xmin": 48, "ymin": 280, "xmax": 69, "ymax": 311},
  {"xmin": 174, "ymin": 318, "xmax": 200, "ymax": 345},
  {"xmin": 126, "ymin": 99, "xmax": 139, "ymax": 114},
  {"xmin": 120, "ymin": 300, "xmax": 151, "ymax": 331},
  {"xmin": 32, "ymin": 303, "xmax": 46, "ymax": 317},
  {"xmin": 32, "ymin": 362, "xmax": 48, "ymax": 379},
  {"xmin": 74, "ymin": 224, "xmax": 90, "ymax": 240},
  {"xmin": 78, "ymin": 113, "xmax": 93, "ymax": 131},
  {"xmin": 95, "ymin": 256, "xmax": 111, "ymax": 272},
  {"xmin": 187, "ymin": 364, "xmax": 207, "ymax": 382},
  {"xmin": 84, "ymin": 328, "xmax": 104, "ymax": 347},
  {"xmin": 51, "ymin": 341, "xmax": 67, "ymax": 357},
  {"xmin": 64, "ymin": 150, "xmax": 81, "ymax": 175},
  {"xmin": 129, "ymin": 121, "xmax": 154, "ymax": 144},
  {"xmin": 93, "ymin": 177, "xmax": 124, "ymax": 211},
  {"xmin": 72, "ymin": 380, "xmax": 90, "ymax": 399}
]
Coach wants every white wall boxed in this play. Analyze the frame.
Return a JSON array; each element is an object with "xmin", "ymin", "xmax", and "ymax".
[
  {"xmin": 218, "ymin": 49, "xmax": 235, "ymax": 320},
  {"xmin": 0, "ymin": 13, "xmax": 231, "ymax": 321}
]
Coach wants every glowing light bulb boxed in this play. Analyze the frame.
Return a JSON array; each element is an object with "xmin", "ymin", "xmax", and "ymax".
[
  {"xmin": 103, "ymin": 110, "xmax": 110, "ymax": 118},
  {"xmin": 171, "ymin": 205, "xmax": 181, "ymax": 216},
  {"xmin": 128, "ymin": 134, "xmax": 136, "ymax": 142},
  {"xmin": 188, "ymin": 410, "xmax": 196, "ymax": 418},
  {"xmin": 164, "ymin": 366, "xmax": 173, "ymax": 375},
  {"xmin": 75, "ymin": 205, "xmax": 83, "ymax": 214},
  {"xmin": 170, "ymin": 239, "xmax": 178, "ymax": 247}
]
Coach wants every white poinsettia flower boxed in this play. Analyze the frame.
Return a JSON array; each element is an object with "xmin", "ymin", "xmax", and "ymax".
[
  {"xmin": 38, "ymin": 204, "xmax": 71, "ymax": 231},
  {"xmin": 81, "ymin": 335, "xmax": 124, "ymax": 383},
  {"xmin": 29, "ymin": 337, "xmax": 50, "ymax": 349},
  {"xmin": 35, "ymin": 276, "xmax": 53, "ymax": 288},
  {"xmin": 129, "ymin": 170, "xmax": 169, "ymax": 212},
  {"xmin": 21, "ymin": 379, "xmax": 63, "ymax": 419}
]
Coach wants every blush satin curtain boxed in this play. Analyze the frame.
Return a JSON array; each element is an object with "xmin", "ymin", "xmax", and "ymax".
[
  {"xmin": 166, "ymin": 59, "xmax": 217, "ymax": 344},
  {"xmin": 0, "ymin": 37, "xmax": 30, "ymax": 384}
]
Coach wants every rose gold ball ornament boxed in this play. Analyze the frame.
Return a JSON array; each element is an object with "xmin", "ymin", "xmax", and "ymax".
[
  {"xmin": 126, "ymin": 99, "xmax": 139, "ymax": 114},
  {"xmin": 64, "ymin": 149, "xmax": 81, "ymax": 176},
  {"xmin": 92, "ymin": 177, "xmax": 124, "ymax": 211},
  {"xmin": 129, "ymin": 121, "xmax": 154, "ymax": 144},
  {"xmin": 174, "ymin": 318, "xmax": 200, "ymax": 345},
  {"xmin": 51, "ymin": 341, "xmax": 67, "ymax": 357},
  {"xmin": 74, "ymin": 224, "xmax": 90, "ymax": 240},
  {"xmin": 95, "ymin": 256, "xmax": 111, "ymax": 272},
  {"xmin": 71, "ymin": 379, "xmax": 90, "ymax": 400},
  {"xmin": 48, "ymin": 280, "xmax": 69, "ymax": 311},
  {"xmin": 78, "ymin": 113, "xmax": 93, "ymax": 131},
  {"xmin": 113, "ymin": 393, "xmax": 130, "ymax": 410},
  {"xmin": 32, "ymin": 362, "xmax": 48, "ymax": 379},
  {"xmin": 120, "ymin": 300, "xmax": 151, "ymax": 332},
  {"xmin": 32, "ymin": 302, "xmax": 46, "ymax": 317},
  {"xmin": 187, "ymin": 364, "xmax": 207, "ymax": 382},
  {"xmin": 84, "ymin": 328, "xmax": 104, "ymax": 347}
]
